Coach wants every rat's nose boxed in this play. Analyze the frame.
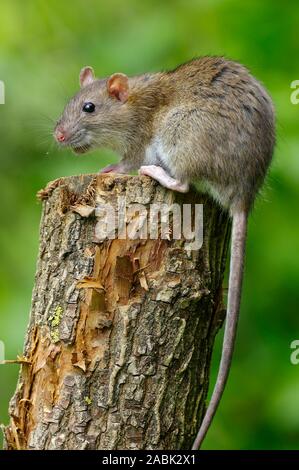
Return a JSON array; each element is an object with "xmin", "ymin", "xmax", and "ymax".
[{"xmin": 55, "ymin": 127, "xmax": 66, "ymax": 143}]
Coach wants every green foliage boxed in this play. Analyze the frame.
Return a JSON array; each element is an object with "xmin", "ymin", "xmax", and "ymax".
[{"xmin": 0, "ymin": 0, "xmax": 299, "ymax": 449}]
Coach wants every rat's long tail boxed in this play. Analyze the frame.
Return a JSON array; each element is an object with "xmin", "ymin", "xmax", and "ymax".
[{"xmin": 192, "ymin": 210, "xmax": 248, "ymax": 450}]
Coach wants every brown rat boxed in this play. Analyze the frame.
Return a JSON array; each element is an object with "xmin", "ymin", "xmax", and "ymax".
[{"xmin": 54, "ymin": 57, "xmax": 275, "ymax": 449}]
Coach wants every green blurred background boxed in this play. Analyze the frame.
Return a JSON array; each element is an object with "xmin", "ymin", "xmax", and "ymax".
[{"xmin": 0, "ymin": 0, "xmax": 299, "ymax": 450}]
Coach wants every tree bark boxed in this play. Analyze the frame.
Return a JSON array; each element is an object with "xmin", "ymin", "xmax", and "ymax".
[{"xmin": 3, "ymin": 173, "xmax": 230, "ymax": 450}]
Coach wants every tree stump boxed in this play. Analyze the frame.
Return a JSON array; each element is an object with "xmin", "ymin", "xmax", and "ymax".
[{"xmin": 3, "ymin": 174, "xmax": 230, "ymax": 450}]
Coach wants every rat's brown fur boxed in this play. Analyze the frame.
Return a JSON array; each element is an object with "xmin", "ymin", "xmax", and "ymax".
[{"xmin": 56, "ymin": 57, "xmax": 274, "ymax": 213}]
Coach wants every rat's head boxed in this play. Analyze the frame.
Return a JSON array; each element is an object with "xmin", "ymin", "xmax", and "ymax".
[{"xmin": 54, "ymin": 66, "xmax": 132, "ymax": 154}]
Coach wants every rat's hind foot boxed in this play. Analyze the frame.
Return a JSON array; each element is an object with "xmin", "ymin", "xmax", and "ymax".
[{"xmin": 139, "ymin": 165, "xmax": 189, "ymax": 193}]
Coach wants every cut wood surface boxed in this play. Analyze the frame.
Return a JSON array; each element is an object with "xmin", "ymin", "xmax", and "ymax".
[{"xmin": 4, "ymin": 174, "xmax": 230, "ymax": 450}]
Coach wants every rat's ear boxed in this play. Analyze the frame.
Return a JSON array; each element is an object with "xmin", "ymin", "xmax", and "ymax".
[
  {"xmin": 79, "ymin": 66, "xmax": 95, "ymax": 88},
  {"xmin": 107, "ymin": 73, "xmax": 129, "ymax": 102}
]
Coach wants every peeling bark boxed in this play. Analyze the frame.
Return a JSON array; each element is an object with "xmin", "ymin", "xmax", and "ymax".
[{"xmin": 4, "ymin": 174, "xmax": 230, "ymax": 450}]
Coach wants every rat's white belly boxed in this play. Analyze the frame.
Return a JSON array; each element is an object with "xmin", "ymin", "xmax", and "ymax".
[{"xmin": 144, "ymin": 138, "xmax": 172, "ymax": 170}]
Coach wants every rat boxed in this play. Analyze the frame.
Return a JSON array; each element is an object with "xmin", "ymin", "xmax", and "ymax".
[{"xmin": 54, "ymin": 57, "xmax": 275, "ymax": 449}]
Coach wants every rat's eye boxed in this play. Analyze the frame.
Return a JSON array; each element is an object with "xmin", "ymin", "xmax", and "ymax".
[{"xmin": 82, "ymin": 102, "xmax": 95, "ymax": 113}]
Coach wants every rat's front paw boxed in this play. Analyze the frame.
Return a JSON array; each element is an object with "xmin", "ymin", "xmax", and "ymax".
[{"xmin": 99, "ymin": 163, "xmax": 121, "ymax": 174}]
